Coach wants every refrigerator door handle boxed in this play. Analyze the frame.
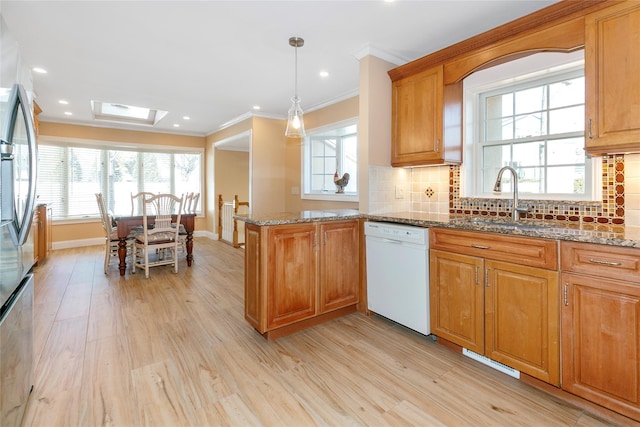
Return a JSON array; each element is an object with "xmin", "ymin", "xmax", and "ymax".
[{"xmin": 0, "ymin": 84, "xmax": 37, "ymax": 246}]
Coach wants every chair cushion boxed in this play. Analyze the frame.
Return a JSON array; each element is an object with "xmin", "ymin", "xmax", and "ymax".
[{"xmin": 135, "ymin": 231, "xmax": 176, "ymax": 243}]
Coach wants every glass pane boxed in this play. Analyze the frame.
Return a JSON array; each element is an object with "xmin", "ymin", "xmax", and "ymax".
[
  {"xmin": 548, "ymin": 165, "xmax": 585, "ymax": 194},
  {"xmin": 142, "ymin": 152, "xmax": 171, "ymax": 193},
  {"xmin": 515, "ymin": 85, "xmax": 547, "ymax": 114},
  {"xmin": 512, "ymin": 141, "xmax": 544, "ymax": 168},
  {"xmin": 548, "ymin": 138, "xmax": 585, "ymax": 165},
  {"xmin": 312, "ymin": 139, "xmax": 326, "ymax": 156},
  {"xmin": 518, "ymin": 167, "xmax": 544, "ymax": 193},
  {"xmin": 311, "ymin": 175, "xmax": 325, "ymax": 192},
  {"xmin": 174, "ymin": 153, "xmax": 201, "ymax": 211},
  {"xmin": 312, "ymin": 158, "xmax": 325, "ymax": 174},
  {"xmin": 36, "ymin": 145, "xmax": 65, "ymax": 218},
  {"xmin": 482, "ymin": 145, "xmax": 510, "ymax": 193},
  {"xmin": 486, "ymin": 93, "xmax": 513, "ymax": 119},
  {"xmin": 486, "ymin": 118, "xmax": 513, "ymax": 141},
  {"xmin": 549, "ymin": 105, "xmax": 584, "ymax": 134},
  {"xmin": 68, "ymin": 147, "xmax": 101, "ymax": 218},
  {"xmin": 342, "ymin": 134, "xmax": 358, "ymax": 193},
  {"xmin": 549, "ymin": 76, "xmax": 584, "ymax": 109},
  {"xmin": 483, "ymin": 145, "xmax": 509, "ymax": 171},
  {"xmin": 514, "ymin": 112, "xmax": 547, "ymax": 138},
  {"xmin": 324, "ymin": 175, "xmax": 335, "ymax": 191},
  {"xmin": 109, "ymin": 150, "xmax": 139, "ymax": 215},
  {"xmin": 324, "ymin": 158, "xmax": 336, "ymax": 174}
]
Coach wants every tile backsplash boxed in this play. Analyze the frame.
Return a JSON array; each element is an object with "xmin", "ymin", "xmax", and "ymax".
[{"xmin": 369, "ymin": 153, "xmax": 640, "ymax": 227}]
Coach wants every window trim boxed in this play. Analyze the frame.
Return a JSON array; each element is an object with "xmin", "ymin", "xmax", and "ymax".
[
  {"xmin": 301, "ymin": 117, "xmax": 359, "ymax": 202},
  {"xmin": 463, "ymin": 53, "xmax": 600, "ymax": 202}
]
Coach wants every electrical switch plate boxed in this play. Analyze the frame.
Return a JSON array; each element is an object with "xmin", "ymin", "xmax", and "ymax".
[
  {"xmin": 395, "ymin": 184, "xmax": 405, "ymax": 199},
  {"xmin": 291, "ymin": 186, "xmax": 300, "ymax": 195}
]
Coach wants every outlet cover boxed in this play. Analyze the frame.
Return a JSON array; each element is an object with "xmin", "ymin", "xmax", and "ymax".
[{"xmin": 395, "ymin": 184, "xmax": 405, "ymax": 199}]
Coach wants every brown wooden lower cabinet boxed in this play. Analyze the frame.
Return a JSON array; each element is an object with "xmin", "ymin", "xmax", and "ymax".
[
  {"xmin": 33, "ymin": 204, "xmax": 52, "ymax": 265},
  {"xmin": 244, "ymin": 219, "xmax": 359, "ymax": 339},
  {"xmin": 430, "ymin": 228, "xmax": 560, "ymax": 386},
  {"xmin": 561, "ymin": 241, "xmax": 640, "ymax": 422}
]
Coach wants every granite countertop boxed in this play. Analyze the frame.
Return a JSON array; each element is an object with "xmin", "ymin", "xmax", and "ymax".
[
  {"xmin": 235, "ymin": 209, "xmax": 640, "ymax": 248},
  {"xmin": 235, "ymin": 209, "xmax": 361, "ymax": 226}
]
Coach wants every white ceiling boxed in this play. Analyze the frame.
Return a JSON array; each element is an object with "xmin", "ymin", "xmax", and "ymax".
[{"xmin": 0, "ymin": 0, "xmax": 559, "ymax": 138}]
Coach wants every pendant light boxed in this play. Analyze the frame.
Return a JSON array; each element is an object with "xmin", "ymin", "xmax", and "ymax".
[{"xmin": 285, "ymin": 36, "xmax": 306, "ymax": 138}]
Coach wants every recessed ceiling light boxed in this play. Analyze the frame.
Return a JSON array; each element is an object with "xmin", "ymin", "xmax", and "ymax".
[
  {"xmin": 173, "ymin": 124, "xmax": 180, "ymax": 128},
  {"xmin": 64, "ymin": 112, "xmax": 72, "ymax": 116},
  {"xmin": 253, "ymin": 105, "xmax": 261, "ymax": 110},
  {"xmin": 319, "ymin": 71, "xmax": 329, "ymax": 78},
  {"xmin": 58, "ymin": 100, "xmax": 69, "ymax": 105},
  {"xmin": 183, "ymin": 116, "xmax": 190, "ymax": 120},
  {"xmin": 32, "ymin": 67, "xmax": 47, "ymax": 74}
]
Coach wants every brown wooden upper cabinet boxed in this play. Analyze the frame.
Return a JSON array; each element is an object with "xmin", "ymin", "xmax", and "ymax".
[
  {"xmin": 391, "ymin": 65, "xmax": 462, "ymax": 167},
  {"xmin": 389, "ymin": 0, "xmax": 640, "ymax": 165},
  {"xmin": 585, "ymin": 1, "xmax": 640, "ymax": 155}
]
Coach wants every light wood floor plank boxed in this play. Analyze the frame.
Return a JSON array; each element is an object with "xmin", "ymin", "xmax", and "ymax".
[{"xmin": 24, "ymin": 238, "xmax": 634, "ymax": 427}]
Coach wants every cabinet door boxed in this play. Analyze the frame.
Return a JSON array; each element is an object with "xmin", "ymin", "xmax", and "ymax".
[
  {"xmin": 32, "ymin": 208, "xmax": 40, "ymax": 265},
  {"xmin": 562, "ymin": 272, "xmax": 640, "ymax": 420},
  {"xmin": 392, "ymin": 65, "xmax": 443, "ymax": 166},
  {"xmin": 318, "ymin": 220, "xmax": 359, "ymax": 313},
  {"xmin": 45, "ymin": 205, "xmax": 52, "ymax": 256},
  {"xmin": 585, "ymin": 1, "xmax": 640, "ymax": 154},
  {"xmin": 266, "ymin": 224, "xmax": 317, "ymax": 329},
  {"xmin": 430, "ymin": 249, "xmax": 484, "ymax": 354},
  {"xmin": 244, "ymin": 223, "xmax": 262, "ymax": 330},
  {"xmin": 485, "ymin": 260, "xmax": 560, "ymax": 385},
  {"xmin": 37, "ymin": 205, "xmax": 47, "ymax": 261}
]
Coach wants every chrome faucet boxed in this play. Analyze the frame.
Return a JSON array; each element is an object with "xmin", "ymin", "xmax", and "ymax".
[{"xmin": 493, "ymin": 166, "xmax": 528, "ymax": 222}]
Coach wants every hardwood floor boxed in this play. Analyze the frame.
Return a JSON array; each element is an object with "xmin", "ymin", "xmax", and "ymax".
[{"xmin": 23, "ymin": 238, "xmax": 632, "ymax": 426}]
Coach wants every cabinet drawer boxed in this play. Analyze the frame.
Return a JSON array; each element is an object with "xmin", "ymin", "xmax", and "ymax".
[
  {"xmin": 430, "ymin": 228, "xmax": 558, "ymax": 270},
  {"xmin": 561, "ymin": 241, "xmax": 640, "ymax": 283}
]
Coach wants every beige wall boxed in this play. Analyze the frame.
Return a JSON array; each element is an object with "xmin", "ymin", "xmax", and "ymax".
[
  {"xmin": 358, "ymin": 55, "xmax": 396, "ymax": 214},
  {"xmin": 39, "ymin": 122, "xmax": 208, "ymax": 243},
  {"xmin": 207, "ymin": 116, "xmax": 287, "ymax": 222},
  {"xmin": 206, "ymin": 119, "xmax": 252, "ymax": 233},
  {"xmin": 284, "ymin": 96, "xmax": 360, "ymax": 212},
  {"xmin": 214, "ymin": 149, "xmax": 250, "ymax": 232},
  {"xmin": 250, "ymin": 117, "xmax": 287, "ymax": 214}
]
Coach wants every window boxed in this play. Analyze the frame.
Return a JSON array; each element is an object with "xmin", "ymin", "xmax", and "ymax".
[
  {"xmin": 465, "ymin": 51, "xmax": 595, "ymax": 201},
  {"xmin": 37, "ymin": 140, "xmax": 203, "ymax": 220},
  {"xmin": 302, "ymin": 119, "xmax": 358, "ymax": 200}
]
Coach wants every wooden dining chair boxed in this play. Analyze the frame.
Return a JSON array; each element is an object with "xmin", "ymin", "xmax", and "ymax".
[
  {"xmin": 131, "ymin": 193, "xmax": 184, "ymax": 278},
  {"xmin": 95, "ymin": 193, "xmax": 133, "ymax": 274},
  {"xmin": 130, "ymin": 191, "xmax": 155, "ymax": 216},
  {"xmin": 176, "ymin": 192, "xmax": 199, "ymax": 252}
]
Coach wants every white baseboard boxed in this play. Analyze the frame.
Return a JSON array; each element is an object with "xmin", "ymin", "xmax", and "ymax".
[{"xmin": 51, "ymin": 230, "xmax": 216, "ymax": 251}]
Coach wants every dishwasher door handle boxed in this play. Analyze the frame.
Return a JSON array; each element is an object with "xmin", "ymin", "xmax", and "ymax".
[{"xmin": 379, "ymin": 238, "xmax": 404, "ymax": 244}]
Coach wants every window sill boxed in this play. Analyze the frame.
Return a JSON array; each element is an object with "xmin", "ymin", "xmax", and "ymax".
[{"xmin": 301, "ymin": 193, "xmax": 359, "ymax": 203}]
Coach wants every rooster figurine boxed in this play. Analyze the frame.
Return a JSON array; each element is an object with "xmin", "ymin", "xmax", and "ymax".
[{"xmin": 333, "ymin": 171, "xmax": 350, "ymax": 193}]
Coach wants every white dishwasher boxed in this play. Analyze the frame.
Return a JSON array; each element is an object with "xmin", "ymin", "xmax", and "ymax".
[{"xmin": 364, "ymin": 221, "xmax": 430, "ymax": 336}]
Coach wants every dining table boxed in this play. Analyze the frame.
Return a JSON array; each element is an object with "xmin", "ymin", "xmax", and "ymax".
[{"xmin": 115, "ymin": 213, "xmax": 195, "ymax": 276}]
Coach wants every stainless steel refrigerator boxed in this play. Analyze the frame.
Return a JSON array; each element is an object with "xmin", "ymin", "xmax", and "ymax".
[{"xmin": 0, "ymin": 20, "xmax": 38, "ymax": 426}]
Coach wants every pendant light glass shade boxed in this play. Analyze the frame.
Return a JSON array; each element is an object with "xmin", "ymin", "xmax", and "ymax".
[
  {"xmin": 285, "ymin": 37, "xmax": 305, "ymax": 138},
  {"xmin": 285, "ymin": 96, "xmax": 305, "ymax": 138}
]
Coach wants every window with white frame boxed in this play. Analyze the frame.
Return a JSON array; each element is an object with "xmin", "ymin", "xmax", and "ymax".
[
  {"xmin": 302, "ymin": 119, "xmax": 358, "ymax": 200},
  {"xmin": 465, "ymin": 52, "xmax": 595, "ymax": 201},
  {"xmin": 37, "ymin": 140, "xmax": 203, "ymax": 220}
]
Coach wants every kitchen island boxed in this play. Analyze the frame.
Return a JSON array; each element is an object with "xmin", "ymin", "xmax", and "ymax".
[{"xmin": 236, "ymin": 210, "xmax": 363, "ymax": 340}]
